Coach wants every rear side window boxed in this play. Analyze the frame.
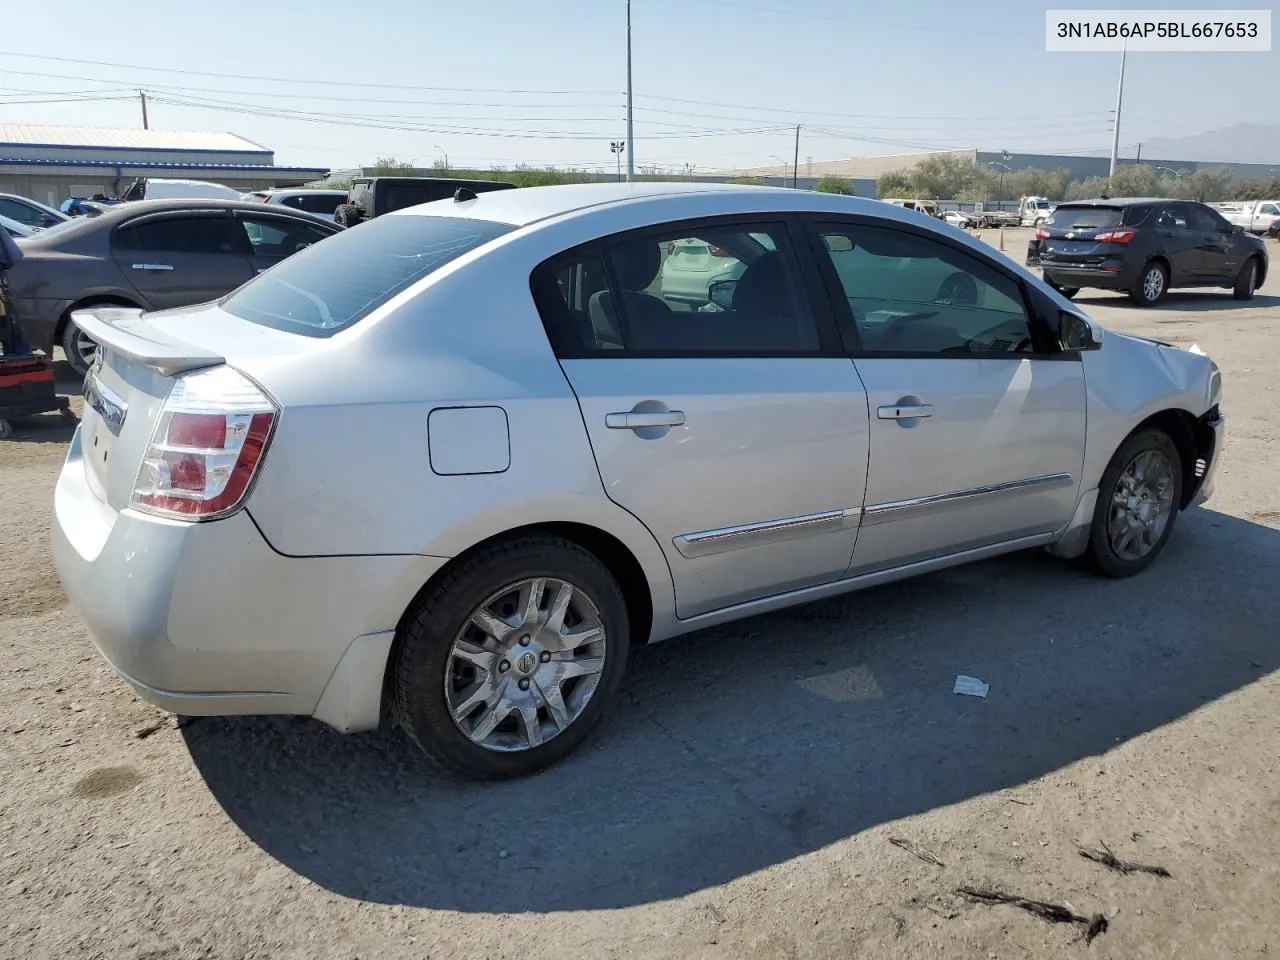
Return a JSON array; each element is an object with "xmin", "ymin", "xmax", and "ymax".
[
  {"xmin": 220, "ymin": 214, "xmax": 513, "ymax": 336},
  {"xmin": 114, "ymin": 216, "xmax": 245, "ymax": 254},
  {"xmin": 1046, "ymin": 206, "xmax": 1125, "ymax": 231}
]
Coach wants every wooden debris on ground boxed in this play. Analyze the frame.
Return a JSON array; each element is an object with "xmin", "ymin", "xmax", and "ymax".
[
  {"xmin": 888, "ymin": 836, "xmax": 945, "ymax": 868},
  {"xmin": 1078, "ymin": 840, "xmax": 1171, "ymax": 878},
  {"xmin": 956, "ymin": 886, "xmax": 1109, "ymax": 945}
]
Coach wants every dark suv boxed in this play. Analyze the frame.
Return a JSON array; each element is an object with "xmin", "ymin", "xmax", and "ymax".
[
  {"xmin": 1038, "ymin": 198, "xmax": 1268, "ymax": 307},
  {"xmin": 334, "ymin": 177, "xmax": 516, "ymax": 227}
]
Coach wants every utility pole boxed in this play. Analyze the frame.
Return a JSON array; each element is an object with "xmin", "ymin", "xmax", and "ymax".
[
  {"xmin": 625, "ymin": 0, "xmax": 635, "ymax": 181},
  {"xmin": 1108, "ymin": 39, "xmax": 1127, "ymax": 180},
  {"xmin": 139, "ymin": 90, "xmax": 149, "ymax": 130},
  {"xmin": 1136, "ymin": 142, "xmax": 1142, "ymax": 163},
  {"xmin": 792, "ymin": 125, "xmax": 800, "ymax": 188}
]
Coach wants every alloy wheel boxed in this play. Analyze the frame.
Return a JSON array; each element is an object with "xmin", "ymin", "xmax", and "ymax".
[
  {"xmin": 444, "ymin": 577, "xmax": 608, "ymax": 752},
  {"xmin": 1143, "ymin": 267, "xmax": 1165, "ymax": 303},
  {"xmin": 1108, "ymin": 449, "xmax": 1175, "ymax": 561}
]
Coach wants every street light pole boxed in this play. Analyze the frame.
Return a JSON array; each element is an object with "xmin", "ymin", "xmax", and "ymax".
[
  {"xmin": 610, "ymin": 141, "xmax": 626, "ymax": 182},
  {"xmin": 625, "ymin": 0, "xmax": 635, "ymax": 181}
]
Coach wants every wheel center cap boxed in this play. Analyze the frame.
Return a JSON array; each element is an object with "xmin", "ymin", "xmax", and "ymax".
[{"xmin": 515, "ymin": 651, "xmax": 538, "ymax": 675}]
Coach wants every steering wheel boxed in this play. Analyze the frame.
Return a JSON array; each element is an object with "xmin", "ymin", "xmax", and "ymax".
[{"xmin": 935, "ymin": 271, "xmax": 978, "ymax": 307}]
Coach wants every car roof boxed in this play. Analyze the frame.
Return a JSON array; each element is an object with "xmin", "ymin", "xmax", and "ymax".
[
  {"xmin": 389, "ymin": 180, "xmax": 873, "ymax": 228},
  {"xmin": 68, "ymin": 197, "xmax": 340, "ymax": 224},
  {"xmin": 1057, "ymin": 197, "xmax": 1181, "ymax": 207},
  {"xmin": 260, "ymin": 188, "xmax": 348, "ymax": 196}
]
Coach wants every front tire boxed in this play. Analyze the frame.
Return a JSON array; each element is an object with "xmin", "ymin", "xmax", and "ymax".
[
  {"xmin": 1086, "ymin": 429, "xmax": 1183, "ymax": 578},
  {"xmin": 1129, "ymin": 261, "xmax": 1168, "ymax": 307},
  {"xmin": 1232, "ymin": 257, "xmax": 1258, "ymax": 300},
  {"xmin": 392, "ymin": 535, "xmax": 630, "ymax": 779}
]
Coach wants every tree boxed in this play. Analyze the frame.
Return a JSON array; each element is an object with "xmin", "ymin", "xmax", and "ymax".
[
  {"xmin": 730, "ymin": 176, "xmax": 767, "ymax": 186},
  {"xmin": 1175, "ymin": 167, "xmax": 1234, "ymax": 202},
  {"xmin": 1064, "ymin": 176, "xmax": 1111, "ymax": 201},
  {"xmin": 814, "ymin": 175, "xmax": 856, "ymax": 195},
  {"xmin": 371, "ymin": 156, "xmax": 415, "ymax": 176},
  {"xmin": 1108, "ymin": 164, "xmax": 1160, "ymax": 198},
  {"xmin": 906, "ymin": 153, "xmax": 980, "ymax": 200},
  {"xmin": 877, "ymin": 172, "xmax": 912, "ymax": 198}
]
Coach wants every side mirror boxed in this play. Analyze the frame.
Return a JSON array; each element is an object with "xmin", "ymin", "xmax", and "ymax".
[
  {"xmin": 707, "ymin": 278, "xmax": 738, "ymax": 310},
  {"xmin": 1060, "ymin": 310, "xmax": 1103, "ymax": 352},
  {"xmin": 823, "ymin": 235, "xmax": 854, "ymax": 253},
  {"xmin": 39, "ymin": 214, "xmax": 59, "ymax": 227}
]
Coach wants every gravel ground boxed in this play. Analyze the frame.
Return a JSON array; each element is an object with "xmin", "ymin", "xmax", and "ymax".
[{"xmin": 2, "ymin": 231, "xmax": 1278, "ymax": 959}]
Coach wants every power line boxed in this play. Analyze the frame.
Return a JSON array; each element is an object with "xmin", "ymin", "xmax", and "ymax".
[{"xmin": 654, "ymin": 0, "xmax": 1036, "ymax": 37}]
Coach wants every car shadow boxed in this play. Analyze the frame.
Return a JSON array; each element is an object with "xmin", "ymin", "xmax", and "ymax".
[
  {"xmin": 1071, "ymin": 291, "xmax": 1280, "ymax": 312},
  {"xmin": 184, "ymin": 506, "xmax": 1278, "ymax": 913}
]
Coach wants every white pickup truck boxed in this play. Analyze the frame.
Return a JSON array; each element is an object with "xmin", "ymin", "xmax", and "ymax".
[{"xmin": 1211, "ymin": 200, "xmax": 1280, "ymax": 234}]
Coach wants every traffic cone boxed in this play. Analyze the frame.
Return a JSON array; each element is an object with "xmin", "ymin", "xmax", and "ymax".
[{"xmin": 997, "ymin": 228, "xmax": 1005, "ymax": 251}]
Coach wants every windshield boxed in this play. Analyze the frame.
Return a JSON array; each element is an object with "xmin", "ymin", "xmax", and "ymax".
[
  {"xmin": 220, "ymin": 214, "xmax": 514, "ymax": 337},
  {"xmin": 1046, "ymin": 205, "xmax": 1124, "ymax": 231}
]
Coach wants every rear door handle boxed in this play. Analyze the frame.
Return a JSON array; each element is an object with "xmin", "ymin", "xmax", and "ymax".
[
  {"xmin": 877, "ymin": 403, "xmax": 934, "ymax": 420},
  {"xmin": 605, "ymin": 410, "xmax": 686, "ymax": 429},
  {"xmin": 131, "ymin": 263, "xmax": 174, "ymax": 272}
]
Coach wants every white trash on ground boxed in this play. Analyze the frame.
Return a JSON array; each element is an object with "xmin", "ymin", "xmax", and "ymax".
[{"xmin": 953, "ymin": 675, "xmax": 990, "ymax": 698}]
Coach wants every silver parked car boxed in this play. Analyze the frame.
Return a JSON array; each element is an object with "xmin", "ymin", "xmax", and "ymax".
[{"xmin": 52, "ymin": 182, "xmax": 1225, "ymax": 779}]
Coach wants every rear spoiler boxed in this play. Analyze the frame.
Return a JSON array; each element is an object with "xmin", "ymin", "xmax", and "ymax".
[{"xmin": 69, "ymin": 307, "xmax": 225, "ymax": 377}]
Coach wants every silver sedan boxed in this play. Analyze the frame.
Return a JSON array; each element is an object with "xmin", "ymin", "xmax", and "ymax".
[{"xmin": 52, "ymin": 182, "xmax": 1225, "ymax": 779}]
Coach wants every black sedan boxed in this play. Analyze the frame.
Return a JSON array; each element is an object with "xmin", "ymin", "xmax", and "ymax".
[
  {"xmin": 1038, "ymin": 198, "xmax": 1269, "ymax": 307},
  {"xmin": 9, "ymin": 199, "xmax": 341, "ymax": 376}
]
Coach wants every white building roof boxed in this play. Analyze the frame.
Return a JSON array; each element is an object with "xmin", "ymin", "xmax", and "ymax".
[{"xmin": 0, "ymin": 123, "xmax": 268, "ymax": 154}]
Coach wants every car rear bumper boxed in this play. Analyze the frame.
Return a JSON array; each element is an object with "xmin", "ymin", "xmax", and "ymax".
[
  {"xmin": 1040, "ymin": 263, "xmax": 1138, "ymax": 290},
  {"xmin": 51, "ymin": 426, "xmax": 448, "ymax": 731}
]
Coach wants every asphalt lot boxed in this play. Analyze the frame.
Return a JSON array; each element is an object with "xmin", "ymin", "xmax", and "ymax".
[{"xmin": 2, "ymin": 228, "xmax": 1278, "ymax": 959}]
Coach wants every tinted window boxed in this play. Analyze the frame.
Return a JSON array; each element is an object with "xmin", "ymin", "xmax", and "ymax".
[
  {"xmin": 235, "ymin": 215, "xmax": 333, "ymax": 259},
  {"xmin": 221, "ymin": 214, "xmax": 513, "ymax": 336},
  {"xmin": 537, "ymin": 223, "xmax": 822, "ymax": 355},
  {"xmin": 114, "ymin": 216, "xmax": 244, "ymax": 254},
  {"xmin": 1047, "ymin": 205, "xmax": 1125, "ymax": 231},
  {"xmin": 1154, "ymin": 203, "xmax": 1190, "ymax": 230},
  {"xmin": 0, "ymin": 198, "xmax": 39, "ymax": 226},
  {"xmin": 281, "ymin": 193, "xmax": 345, "ymax": 215},
  {"xmin": 382, "ymin": 182, "xmax": 437, "ymax": 212},
  {"xmin": 815, "ymin": 223, "xmax": 1034, "ymax": 356},
  {"xmin": 1188, "ymin": 205, "xmax": 1229, "ymax": 232}
]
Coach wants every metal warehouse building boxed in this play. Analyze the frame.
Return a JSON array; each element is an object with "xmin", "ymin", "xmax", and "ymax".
[{"xmin": 0, "ymin": 123, "xmax": 329, "ymax": 207}]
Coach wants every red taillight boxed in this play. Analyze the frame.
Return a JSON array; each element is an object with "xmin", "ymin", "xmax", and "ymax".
[
  {"xmin": 1035, "ymin": 228, "xmax": 1050, "ymax": 240},
  {"xmin": 132, "ymin": 366, "xmax": 278, "ymax": 521},
  {"xmin": 1095, "ymin": 228, "xmax": 1136, "ymax": 244},
  {"xmin": 708, "ymin": 245, "xmax": 732, "ymax": 258}
]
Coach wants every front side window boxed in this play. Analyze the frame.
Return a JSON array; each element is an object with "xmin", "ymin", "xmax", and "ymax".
[
  {"xmin": 220, "ymin": 213, "xmax": 513, "ymax": 336},
  {"xmin": 1187, "ymin": 205, "xmax": 1229, "ymax": 233},
  {"xmin": 535, "ymin": 222, "xmax": 823, "ymax": 355},
  {"xmin": 113, "ymin": 215, "xmax": 243, "ymax": 255},
  {"xmin": 814, "ymin": 222, "xmax": 1035, "ymax": 356},
  {"xmin": 235, "ymin": 215, "xmax": 333, "ymax": 259}
]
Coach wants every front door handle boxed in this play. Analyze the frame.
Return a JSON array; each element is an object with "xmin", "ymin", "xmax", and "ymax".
[
  {"xmin": 605, "ymin": 410, "xmax": 686, "ymax": 429},
  {"xmin": 877, "ymin": 403, "xmax": 934, "ymax": 420},
  {"xmin": 131, "ymin": 263, "xmax": 174, "ymax": 272}
]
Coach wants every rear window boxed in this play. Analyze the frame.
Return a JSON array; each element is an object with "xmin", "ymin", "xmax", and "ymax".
[
  {"xmin": 220, "ymin": 214, "xmax": 514, "ymax": 337},
  {"xmin": 1046, "ymin": 206, "xmax": 1125, "ymax": 231}
]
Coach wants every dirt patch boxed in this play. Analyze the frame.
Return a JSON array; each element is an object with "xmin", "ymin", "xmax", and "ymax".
[{"xmin": 72, "ymin": 766, "xmax": 143, "ymax": 799}]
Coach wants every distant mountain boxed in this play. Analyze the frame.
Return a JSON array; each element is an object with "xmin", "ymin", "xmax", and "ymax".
[{"xmin": 1124, "ymin": 123, "xmax": 1280, "ymax": 164}]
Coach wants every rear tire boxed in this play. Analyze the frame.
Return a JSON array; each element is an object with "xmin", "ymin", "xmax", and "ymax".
[
  {"xmin": 1129, "ymin": 261, "xmax": 1168, "ymax": 307},
  {"xmin": 1232, "ymin": 257, "xmax": 1258, "ymax": 300},
  {"xmin": 1086, "ymin": 428, "xmax": 1183, "ymax": 579},
  {"xmin": 1047, "ymin": 280, "xmax": 1079, "ymax": 298},
  {"xmin": 392, "ymin": 534, "xmax": 630, "ymax": 780},
  {"xmin": 60, "ymin": 320, "xmax": 97, "ymax": 379}
]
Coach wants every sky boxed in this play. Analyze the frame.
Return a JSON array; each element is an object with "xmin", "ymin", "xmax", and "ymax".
[{"xmin": 1, "ymin": 0, "xmax": 1276, "ymax": 175}]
